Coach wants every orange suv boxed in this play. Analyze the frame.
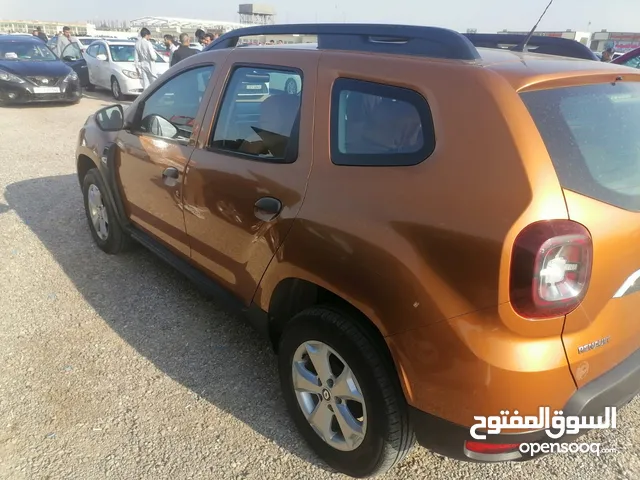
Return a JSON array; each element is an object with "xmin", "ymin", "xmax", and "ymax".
[{"xmin": 75, "ymin": 24, "xmax": 640, "ymax": 478}]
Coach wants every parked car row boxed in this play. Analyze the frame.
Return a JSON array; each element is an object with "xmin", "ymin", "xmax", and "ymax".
[{"xmin": 0, "ymin": 35, "xmax": 172, "ymax": 105}]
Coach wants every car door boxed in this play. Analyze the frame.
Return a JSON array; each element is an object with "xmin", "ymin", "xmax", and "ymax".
[
  {"xmin": 94, "ymin": 43, "xmax": 110, "ymax": 88},
  {"xmin": 183, "ymin": 49, "xmax": 317, "ymax": 303},
  {"xmin": 85, "ymin": 43, "xmax": 100, "ymax": 87},
  {"xmin": 116, "ymin": 64, "xmax": 217, "ymax": 257},
  {"xmin": 60, "ymin": 42, "xmax": 89, "ymax": 86}
]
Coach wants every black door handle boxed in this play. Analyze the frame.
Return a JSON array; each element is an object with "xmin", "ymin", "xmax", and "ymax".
[
  {"xmin": 162, "ymin": 167, "xmax": 179, "ymax": 179},
  {"xmin": 162, "ymin": 167, "xmax": 179, "ymax": 186},
  {"xmin": 254, "ymin": 196, "xmax": 282, "ymax": 221}
]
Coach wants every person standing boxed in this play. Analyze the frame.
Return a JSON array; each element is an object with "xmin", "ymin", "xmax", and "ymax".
[
  {"xmin": 55, "ymin": 27, "xmax": 76, "ymax": 57},
  {"xmin": 163, "ymin": 34, "xmax": 178, "ymax": 63},
  {"xmin": 170, "ymin": 33, "xmax": 198, "ymax": 67},
  {"xmin": 36, "ymin": 27, "xmax": 48, "ymax": 42},
  {"xmin": 201, "ymin": 33, "xmax": 215, "ymax": 47},
  {"xmin": 134, "ymin": 28, "xmax": 158, "ymax": 90},
  {"xmin": 195, "ymin": 29, "xmax": 205, "ymax": 47},
  {"xmin": 601, "ymin": 47, "xmax": 615, "ymax": 62}
]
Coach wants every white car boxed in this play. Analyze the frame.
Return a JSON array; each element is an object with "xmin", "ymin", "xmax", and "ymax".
[
  {"xmin": 267, "ymin": 71, "xmax": 301, "ymax": 95},
  {"xmin": 84, "ymin": 39, "xmax": 169, "ymax": 100}
]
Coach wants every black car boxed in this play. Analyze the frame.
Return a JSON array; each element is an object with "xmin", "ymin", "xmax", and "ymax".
[{"xmin": 0, "ymin": 35, "xmax": 82, "ymax": 105}]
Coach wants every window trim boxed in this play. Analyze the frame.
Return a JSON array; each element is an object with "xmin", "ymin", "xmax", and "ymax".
[
  {"xmin": 330, "ymin": 77, "xmax": 436, "ymax": 167},
  {"xmin": 206, "ymin": 62, "xmax": 304, "ymax": 165},
  {"xmin": 129, "ymin": 64, "xmax": 217, "ymax": 146},
  {"xmin": 86, "ymin": 44, "xmax": 98, "ymax": 58}
]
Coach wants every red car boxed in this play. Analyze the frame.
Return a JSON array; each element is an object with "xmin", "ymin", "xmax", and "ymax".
[{"xmin": 612, "ymin": 46, "xmax": 640, "ymax": 69}]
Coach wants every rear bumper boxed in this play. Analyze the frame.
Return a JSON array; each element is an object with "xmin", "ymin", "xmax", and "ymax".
[{"xmin": 410, "ymin": 347, "xmax": 640, "ymax": 462}]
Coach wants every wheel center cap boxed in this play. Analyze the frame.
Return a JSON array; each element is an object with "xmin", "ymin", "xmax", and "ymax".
[{"xmin": 322, "ymin": 388, "xmax": 331, "ymax": 401}]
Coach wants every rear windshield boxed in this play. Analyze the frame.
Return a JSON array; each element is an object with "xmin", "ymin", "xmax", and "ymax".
[{"xmin": 521, "ymin": 81, "xmax": 640, "ymax": 212}]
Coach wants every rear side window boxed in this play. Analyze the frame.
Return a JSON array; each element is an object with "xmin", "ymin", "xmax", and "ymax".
[
  {"xmin": 330, "ymin": 78, "xmax": 435, "ymax": 166},
  {"xmin": 521, "ymin": 82, "xmax": 640, "ymax": 212}
]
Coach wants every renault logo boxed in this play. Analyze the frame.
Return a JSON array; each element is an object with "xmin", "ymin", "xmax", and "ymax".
[{"xmin": 41, "ymin": 78, "xmax": 49, "ymax": 84}]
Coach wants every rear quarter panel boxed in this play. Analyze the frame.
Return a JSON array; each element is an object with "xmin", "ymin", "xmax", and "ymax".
[{"xmin": 255, "ymin": 52, "xmax": 569, "ymax": 338}]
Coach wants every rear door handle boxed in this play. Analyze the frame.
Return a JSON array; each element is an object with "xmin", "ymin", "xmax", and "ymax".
[
  {"xmin": 162, "ymin": 167, "xmax": 179, "ymax": 186},
  {"xmin": 254, "ymin": 196, "xmax": 282, "ymax": 221}
]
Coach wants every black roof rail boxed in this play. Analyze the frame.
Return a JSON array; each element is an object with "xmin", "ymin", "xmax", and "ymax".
[
  {"xmin": 204, "ymin": 23, "xmax": 481, "ymax": 61},
  {"xmin": 464, "ymin": 33, "xmax": 599, "ymax": 61}
]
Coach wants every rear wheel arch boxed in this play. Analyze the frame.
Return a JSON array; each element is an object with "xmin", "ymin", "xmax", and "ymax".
[{"xmin": 267, "ymin": 278, "xmax": 397, "ymax": 369}]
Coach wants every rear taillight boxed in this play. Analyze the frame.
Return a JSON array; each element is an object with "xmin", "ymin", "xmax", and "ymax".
[
  {"xmin": 464, "ymin": 441, "xmax": 521, "ymax": 455},
  {"xmin": 510, "ymin": 220, "xmax": 592, "ymax": 319}
]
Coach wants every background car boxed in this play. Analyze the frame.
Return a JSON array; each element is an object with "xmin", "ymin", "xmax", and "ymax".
[
  {"xmin": 267, "ymin": 71, "xmax": 301, "ymax": 95},
  {"xmin": 58, "ymin": 42, "xmax": 90, "ymax": 87},
  {"xmin": 613, "ymin": 46, "xmax": 640, "ymax": 69},
  {"xmin": 0, "ymin": 35, "xmax": 81, "ymax": 105},
  {"xmin": 48, "ymin": 36, "xmax": 101, "ymax": 53},
  {"xmin": 84, "ymin": 39, "xmax": 169, "ymax": 100}
]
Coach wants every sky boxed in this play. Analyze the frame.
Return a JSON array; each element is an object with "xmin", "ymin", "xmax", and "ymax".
[{"xmin": 0, "ymin": 0, "xmax": 638, "ymax": 34}]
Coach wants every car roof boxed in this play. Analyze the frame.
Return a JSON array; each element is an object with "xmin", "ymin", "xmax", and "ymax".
[
  {"xmin": 96, "ymin": 39, "xmax": 136, "ymax": 45},
  {"xmin": 0, "ymin": 35, "xmax": 43, "ymax": 44},
  {"xmin": 209, "ymin": 41, "xmax": 636, "ymax": 92},
  {"xmin": 476, "ymin": 47, "xmax": 636, "ymax": 90}
]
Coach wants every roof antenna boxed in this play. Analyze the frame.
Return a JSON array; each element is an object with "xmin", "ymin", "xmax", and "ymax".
[{"xmin": 514, "ymin": 0, "xmax": 555, "ymax": 52}]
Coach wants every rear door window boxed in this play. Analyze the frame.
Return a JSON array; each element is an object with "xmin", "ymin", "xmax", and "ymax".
[
  {"xmin": 521, "ymin": 82, "xmax": 640, "ymax": 212},
  {"xmin": 210, "ymin": 66, "xmax": 302, "ymax": 163}
]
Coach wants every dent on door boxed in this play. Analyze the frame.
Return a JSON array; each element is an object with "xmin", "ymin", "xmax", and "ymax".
[{"xmin": 117, "ymin": 132, "xmax": 193, "ymax": 256}]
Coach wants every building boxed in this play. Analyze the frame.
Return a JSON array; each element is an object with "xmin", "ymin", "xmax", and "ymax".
[
  {"xmin": 590, "ymin": 31, "xmax": 640, "ymax": 53},
  {"xmin": 238, "ymin": 4, "xmax": 276, "ymax": 26},
  {"xmin": 497, "ymin": 30, "xmax": 592, "ymax": 46},
  {"xmin": 0, "ymin": 19, "xmax": 91, "ymax": 36},
  {"xmin": 129, "ymin": 16, "xmax": 250, "ymax": 39}
]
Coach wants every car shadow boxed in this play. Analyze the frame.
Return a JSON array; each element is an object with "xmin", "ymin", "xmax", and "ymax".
[
  {"xmin": 0, "ymin": 101, "xmax": 79, "ymax": 109},
  {"xmin": 3, "ymin": 174, "xmax": 329, "ymax": 472},
  {"xmin": 82, "ymin": 90, "xmax": 133, "ymax": 105}
]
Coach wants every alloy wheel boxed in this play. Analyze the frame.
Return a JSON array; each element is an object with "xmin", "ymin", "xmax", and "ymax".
[
  {"xmin": 291, "ymin": 341, "xmax": 367, "ymax": 451},
  {"xmin": 87, "ymin": 184, "xmax": 109, "ymax": 240}
]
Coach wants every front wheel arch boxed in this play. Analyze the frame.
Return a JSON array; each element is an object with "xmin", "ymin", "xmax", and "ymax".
[{"xmin": 77, "ymin": 154, "xmax": 97, "ymax": 187}]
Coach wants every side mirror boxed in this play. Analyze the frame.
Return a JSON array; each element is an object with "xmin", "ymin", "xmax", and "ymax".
[
  {"xmin": 62, "ymin": 55, "xmax": 75, "ymax": 62},
  {"xmin": 96, "ymin": 53, "xmax": 107, "ymax": 61},
  {"xmin": 95, "ymin": 104, "xmax": 124, "ymax": 132}
]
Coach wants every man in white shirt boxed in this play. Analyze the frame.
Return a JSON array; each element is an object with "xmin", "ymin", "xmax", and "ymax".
[
  {"xmin": 134, "ymin": 28, "xmax": 157, "ymax": 90},
  {"xmin": 55, "ymin": 26, "xmax": 77, "ymax": 57}
]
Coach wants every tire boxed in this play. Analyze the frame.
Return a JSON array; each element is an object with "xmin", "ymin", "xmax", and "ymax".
[
  {"xmin": 82, "ymin": 168, "xmax": 130, "ymax": 254},
  {"xmin": 278, "ymin": 306, "xmax": 415, "ymax": 477},
  {"xmin": 284, "ymin": 78, "xmax": 298, "ymax": 95},
  {"xmin": 111, "ymin": 77, "xmax": 124, "ymax": 101}
]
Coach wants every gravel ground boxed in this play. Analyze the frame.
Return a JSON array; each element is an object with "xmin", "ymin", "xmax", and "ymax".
[{"xmin": 0, "ymin": 92, "xmax": 639, "ymax": 480}]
